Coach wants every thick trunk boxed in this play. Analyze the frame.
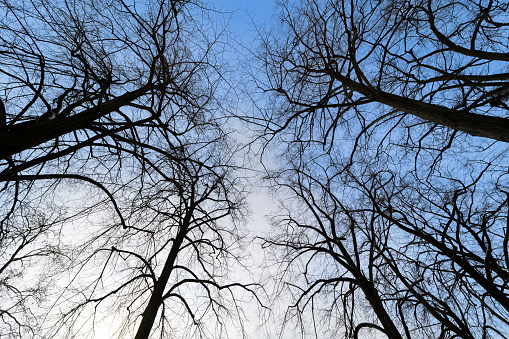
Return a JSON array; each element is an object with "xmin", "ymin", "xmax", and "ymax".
[
  {"xmin": 333, "ymin": 242, "xmax": 402, "ymax": 338},
  {"xmin": 378, "ymin": 91, "xmax": 509, "ymax": 143},
  {"xmin": 134, "ymin": 209, "xmax": 193, "ymax": 339},
  {"xmin": 0, "ymin": 85, "xmax": 151, "ymax": 159},
  {"xmin": 357, "ymin": 276, "xmax": 403, "ymax": 339},
  {"xmin": 329, "ymin": 72, "xmax": 509, "ymax": 143}
]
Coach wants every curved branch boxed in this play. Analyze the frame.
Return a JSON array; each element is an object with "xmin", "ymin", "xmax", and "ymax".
[{"xmin": 5, "ymin": 174, "xmax": 126, "ymax": 228}]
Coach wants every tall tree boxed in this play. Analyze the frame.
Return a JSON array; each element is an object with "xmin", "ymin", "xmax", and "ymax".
[
  {"xmin": 256, "ymin": 0, "xmax": 509, "ymax": 338},
  {"xmin": 45, "ymin": 145, "xmax": 256, "ymax": 339},
  {"xmin": 257, "ymin": 0, "xmax": 509, "ymax": 144},
  {"xmin": 264, "ymin": 150, "xmax": 508, "ymax": 338},
  {"xmin": 0, "ymin": 0, "xmax": 258, "ymax": 337}
]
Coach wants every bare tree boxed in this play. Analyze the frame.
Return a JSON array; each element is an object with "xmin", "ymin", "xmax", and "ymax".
[
  {"xmin": 264, "ymin": 162, "xmax": 404, "ymax": 339},
  {"xmin": 0, "ymin": 0, "xmax": 259, "ymax": 337},
  {"xmin": 0, "ymin": 0, "xmax": 197, "ymax": 237},
  {"xmin": 255, "ymin": 0, "xmax": 509, "ymax": 338},
  {"xmin": 264, "ymin": 150, "xmax": 509, "ymax": 338},
  {"xmin": 257, "ymin": 0, "xmax": 509, "ymax": 145},
  {"xmin": 43, "ymin": 146, "xmax": 258, "ymax": 339}
]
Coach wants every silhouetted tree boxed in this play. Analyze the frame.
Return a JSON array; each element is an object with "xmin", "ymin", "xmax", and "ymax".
[
  {"xmin": 257, "ymin": 0, "xmax": 509, "ymax": 338},
  {"xmin": 257, "ymin": 0, "xmax": 509, "ymax": 145},
  {"xmin": 0, "ymin": 0, "xmax": 258, "ymax": 338},
  {"xmin": 0, "ymin": 0, "xmax": 213, "ymax": 224},
  {"xmin": 265, "ymin": 151, "xmax": 508, "ymax": 338},
  {"xmin": 45, "ymin": 146, "xmax": 257, "ymax": 339}
]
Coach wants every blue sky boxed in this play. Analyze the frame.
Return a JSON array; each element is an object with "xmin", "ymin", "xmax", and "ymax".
[
  {"xmin": 214, "ymin": 0, "xmax": 276, "ymax": 21},
  {"xmin": 213, "ymin": 0, "xmax": 276, "ymax": 40}
]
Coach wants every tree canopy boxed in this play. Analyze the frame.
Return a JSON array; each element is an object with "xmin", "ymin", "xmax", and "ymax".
[
  {"xmin": 1, "ymin": 0, "xmax": 509, "ymax": 338},
  {"xmin": 0, "ymin": 0, "xmax": 257, "ymax": 338},
  {"xmin": 257, "ymin": 0, "xmax": 509, "ymax": 338}
]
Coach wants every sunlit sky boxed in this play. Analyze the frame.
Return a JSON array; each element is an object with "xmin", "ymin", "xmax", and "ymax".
[
  {"xmin": 210, "ymin": 2, "xmax": 282, "ymax": 337},
  {"xmin": 92, "ymin": 2, "xmax": 281, "ymax": 338}
]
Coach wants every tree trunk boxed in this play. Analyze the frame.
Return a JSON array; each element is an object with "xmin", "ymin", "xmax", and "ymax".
[
  {"xmin": 0, "ymin": 85, "xmax": 151, "ymax": 159},
  {"xmin": 328, "ymin": 71, "xmax": 509, "ymax": 143},
  {"xmin": 357, "ymin": 276, "xmax": 403, "ymax": 339},
  {"xmin": 134, "ymin": 207, "xmax": 193, "ymax": 339}
]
